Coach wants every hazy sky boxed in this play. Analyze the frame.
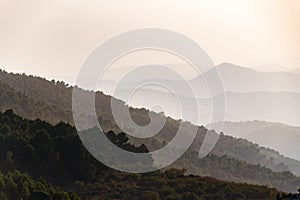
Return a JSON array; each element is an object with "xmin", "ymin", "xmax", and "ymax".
[{"xmin": 0, "ymin": 0, "xmax": 299, "ymax": 83}]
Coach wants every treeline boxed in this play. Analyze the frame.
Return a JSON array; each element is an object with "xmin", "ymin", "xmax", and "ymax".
[
  {"xmin": 173, "ymin": 150, "xmax": 300, "ymax": 192},
  {"xmin": 0, "ymin": 109, "xmax": 150, "ymax": 184},
  {"xmin": 0, "ymin": 81, "xmax": 72, "ymax": 124},
  {"xmin": 0, "ymin": 170, "xmax": 79, "ymax": 200},
  {"xmin": 74, "ymin": 169, "xmax": 279, "ymax": 200},
  {"xmin": 0, "ymin": 109, "xmax": 282, "ymax": 199}
]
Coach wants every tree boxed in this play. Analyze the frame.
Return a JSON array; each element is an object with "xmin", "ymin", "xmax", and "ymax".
[
  {"xmin": 4, "ymin": 176, "xmax": 18, "ymax": 200},
  {"xmin": 2, "ymin": 151, "xmax": 15, "ymax": 173},
  {"xmin": 141, "ymin": 190, "xmax": 160, "ymax": 200},
  {"xmin": 29, "ymin": 190, "xmax": 51, "ymax": 200}
]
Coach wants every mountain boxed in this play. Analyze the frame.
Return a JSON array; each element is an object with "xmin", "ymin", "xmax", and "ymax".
[
  {"xmin": 221, "ymin": 91, "xmax": 300, "ymax": 126},
  {"xmin": 0, "ymin": 80, "xmax": 72, "ymax": 124},
  {"xmin": 111, "ymin": 88, "xmax": 300, "ymax": 126},
  {"xmin": 253, "ymin": 63, "xmax": 289, "ymax": 72},
  {"xmin": 97, "ymin": 63, "xmax": 300, "ymax": 127},
  {"xmin": 0, "ymin": 109, "xmax": 283, "ymax": 198},
  {"xmin": 194, "ymin": 63, "xmax": 300, "ymax": 94},
  {"xmin": 5, "ymin": 64, "xmax": 300, "ymax": 125},
  {"xmin": 210, "ymin": 120, "xmax": 300, "ymax": 162},
  {"xmin": 1, "ymin": 69, "xmax": 300, "ymax": 190},
  {"xmin": 98, "ymin": 63, "xmax": 300, "ymax": 98}
]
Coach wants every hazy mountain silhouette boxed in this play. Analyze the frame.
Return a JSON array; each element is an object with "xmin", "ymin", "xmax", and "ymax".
[
  {"xmin": 99, "ymin": 63, "xmax": 300, "ymax": 98},
  {"xmin": 210, "ymin": 121, "xmax": 300, "ymax": 161},
  {"xmin": 252, "ymin": 63, "xmax": 289, "ymax": 72},
  {"xmin": 97, "ymin": 63, "xmax": 300, "ymax": 127},
  {"xmin": 193, "ymin": 63, "xmax": 300, "ymax": 94},
  {"xmin": 111, "ymin": 88, "xmax": 300, "ymax": 126},
  {"xmin": 222, "ymin": 91, "xmax": 300, "ymax": 126}
]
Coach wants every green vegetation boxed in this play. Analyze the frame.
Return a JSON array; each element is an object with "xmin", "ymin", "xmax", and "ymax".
[
  {"xmin": 0, "ymin": 109, "xmax": 147, "ymax": 184},
  {"xmin": 172, "ymin": 150, "xmax": 300, "ymax": 192},
  {"xmin": 0, "ymin": 79, "xmax": 72, "ymax": 124},
  {"xmin": 0, "ymin": 170, "xmax": 79, "ymax": 200},
  {"xmin": 74, "ymin": 169, "xmax": 279, "ymax": 200},
  {"xmin": 0, "ymin": 110, "xmax": 283, "ymax": 199}
]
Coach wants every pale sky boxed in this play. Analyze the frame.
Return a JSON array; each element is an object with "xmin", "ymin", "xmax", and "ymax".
[{"xmin": 0, "ymin": 0, "xmax": 300, "ymax": 84}]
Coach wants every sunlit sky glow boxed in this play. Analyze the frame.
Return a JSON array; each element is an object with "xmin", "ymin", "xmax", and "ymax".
[{"xmin": 0, "ymin": 0, "xmax": 299, "ymax": 83}]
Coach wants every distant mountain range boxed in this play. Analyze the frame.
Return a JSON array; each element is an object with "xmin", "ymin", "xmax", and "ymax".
[
  {"xmin": 206, "ymin": 63, "xmax": 300, "ymax": 93},
  {"xmin": 99, "ymin": 63, "xmax": 300, "ymax": 97},
  {"xmin": 97, "ymin": 63, "xmax": 300, "ymax": 126},
  {"xmin": 220, "ymin": 91, "xmax": 300, "ymax": 126},
  {"xmin": 111, "ymin": 88, "xmax": 300, "ymax": 126},
  {"xmin": 102, "ymin": 63, "xmax": 300, "ymax": 165},
  {"xmin": 252, "ymin": 63, "xmax": 289, "ymax": 72},
  {"xmin": 210, "ymin": 121, "xmax": 300, "ymax": 161}
]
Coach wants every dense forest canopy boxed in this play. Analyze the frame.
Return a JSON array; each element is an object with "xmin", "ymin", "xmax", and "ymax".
[{"xmin": 0, "ymin": 109, "xmax": 284, "ymax": 199}]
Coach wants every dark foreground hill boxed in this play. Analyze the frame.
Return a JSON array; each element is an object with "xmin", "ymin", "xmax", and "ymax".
[{"xmin": 0, "ymin": 110, "xmax": 282, "ymax": 199}]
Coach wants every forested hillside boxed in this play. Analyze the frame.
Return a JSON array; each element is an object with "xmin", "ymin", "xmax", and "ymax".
[
  {"xmin": 0, "ymin": 110, "xmax": 282, "ymax": 199},
  {"xmin": 1, "ymin": 69, "xmax": 300, "ymax": 192},
  {"xmin": 0, "ymin": 81, "xmax": 71, "ymax": 123},
  {"xmin": 0, "ymin": 109, "xmax": 300, "ymax": 194}
]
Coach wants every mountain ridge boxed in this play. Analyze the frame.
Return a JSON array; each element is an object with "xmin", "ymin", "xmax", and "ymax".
[{"xmin": 1, "ymin": 68, "xmax": 300, "ymax": 183}]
